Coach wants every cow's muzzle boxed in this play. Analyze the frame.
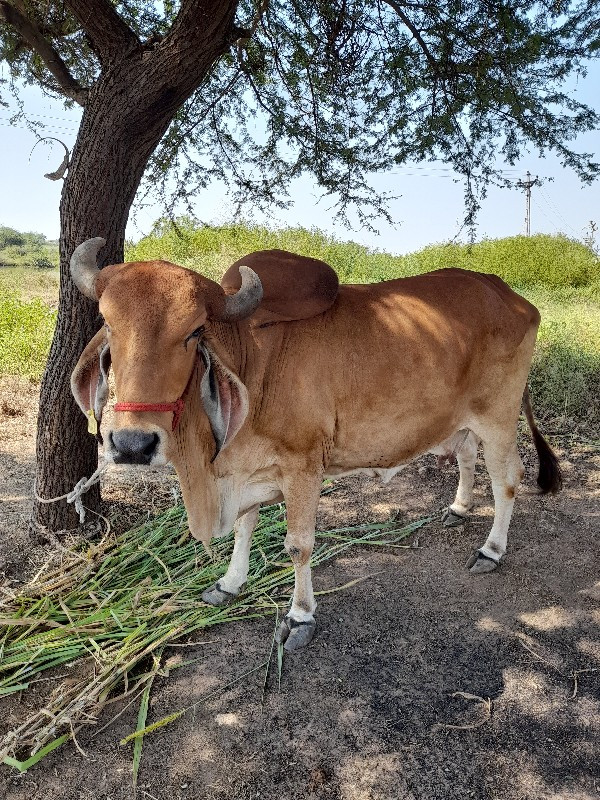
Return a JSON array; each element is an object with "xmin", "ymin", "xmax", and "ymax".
[{"xmin": 109, "ymin": 429, "xmax": 160, "ymax": 465}]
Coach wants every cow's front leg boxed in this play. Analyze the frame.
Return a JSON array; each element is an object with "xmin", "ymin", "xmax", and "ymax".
[
  {"xmin": 276, "ymin": 473, "xmax": 321, "ymax": 652},
  {"xmin": 202, "ymin": 505, "xmax": 259, "ymax": 606}
]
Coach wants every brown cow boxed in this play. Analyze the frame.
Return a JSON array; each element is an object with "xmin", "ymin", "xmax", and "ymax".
[{"xmin": 70, "ymin": 238, "xmax": 561, "ymax": 651}]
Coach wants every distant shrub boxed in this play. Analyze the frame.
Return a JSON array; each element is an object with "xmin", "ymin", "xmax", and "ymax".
[
  {"xmin": 0, "ymin": 226, "xmax": 25, "ymax": 249},
  {"xmin": 127, "ymin": 221, "xmax": 598, "ymax": 290},
  {"xmin": 0, "ymin": 291, "xmax": 56, "ymax": 379},
  {"xmin": 125, "ymin": 217, "xmax": 409, "ymax": 284},
  {"xmin": 404, "ymin": 234, "xmax": 598, "ymax": 288},
  {"xmin": 32, "ymin": 255, "xmax": 55, "ymax": 270},
  {"xmin": 4, "ymin": 221, "xmax": 598, "ymax": 426},
  {"xmin": 529, "ymin": 332, "xmax": 600, "ymax": 427},
  {"xmin": 522, "ymin": 287, "xmax": 600, "ymax": 426},
  {"xmin": 0, "ymin": 225, "xmax": 58, "ymax": 268}
]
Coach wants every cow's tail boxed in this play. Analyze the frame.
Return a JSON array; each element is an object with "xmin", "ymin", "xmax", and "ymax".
[{"xmin": 522, "ymin": 385, "xmax": 562, "ymax": 494}]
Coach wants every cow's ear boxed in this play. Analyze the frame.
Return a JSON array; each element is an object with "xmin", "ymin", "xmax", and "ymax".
[
  {"xmin": 71, "ymin": 328, "xmax": 111, "ymax": 435},
  {"xmin": 199, "ymin": 343, "xmax": 249, "ymax": 461}
]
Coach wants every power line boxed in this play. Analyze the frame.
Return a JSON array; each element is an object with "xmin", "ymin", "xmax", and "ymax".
[
  {"xmin": 0, "ymin": 111, "xmax": 81, "ymax": 123},
  {"xmin": 537, "ymin": 186, "xmax": 579, "ymax": 238},
  {"xmin": 0, "ymin": 121, "xmax": 77, "ymax": 136},
  {"xmin": 531, "ymin": 197, "xmax": 561, "ymax": 233},
  {"xmin": 392, "ymin": 163, "xmax": 520, "ymax": 173}
]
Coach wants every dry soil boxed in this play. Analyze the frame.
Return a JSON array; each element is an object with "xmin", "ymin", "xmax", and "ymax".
[{"xmin": 0, "ymin": 376, "xmax": 599, "ymax": 800}]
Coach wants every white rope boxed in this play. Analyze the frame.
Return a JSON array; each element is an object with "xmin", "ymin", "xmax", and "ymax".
[
  {"xmin": 453, "ymin": 429, "xmax": 471, "ymax": 460},
  {"xmin": 34, "ymin": 463, "xmax": 109, "ymax": 524}
]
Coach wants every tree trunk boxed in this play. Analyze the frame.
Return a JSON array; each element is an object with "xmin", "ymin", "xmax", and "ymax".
[{"xmin": 33, "ymin": 1, "xmax": 239, "ymax": 530}]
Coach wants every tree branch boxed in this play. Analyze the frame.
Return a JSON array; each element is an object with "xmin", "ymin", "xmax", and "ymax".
[
  {"xmin": 64, "ymin": 0, "xmax": 140, "ymax": 64},
  {"xmin": 236, "ymin": 0, "xmax": 268, "ymax": 47},
  {"xmin": 379, "ymin": 0, "xmax": 438, "ymax": 71},
  {"xmin": 0, "ymin": 0, "xmax": 89, "ymax": 105},
  {"xmin": 164, "ymin": 0, "xmax": 239, "ymax": 50}
]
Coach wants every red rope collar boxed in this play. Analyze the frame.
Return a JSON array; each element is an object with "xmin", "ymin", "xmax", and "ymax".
[{"xmin": 113, "ymin": 359, "xmax": 196, "ymax": 431}]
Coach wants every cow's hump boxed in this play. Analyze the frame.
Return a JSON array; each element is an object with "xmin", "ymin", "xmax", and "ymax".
[{"xmin": 221, "ymin": 249, "xmax": 339, "ymax": 324}]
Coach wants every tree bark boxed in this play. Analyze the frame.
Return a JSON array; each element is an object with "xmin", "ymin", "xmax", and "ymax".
[{"xmin": 33, "ymin": 0, "xmax": 239, "ymax": 530}]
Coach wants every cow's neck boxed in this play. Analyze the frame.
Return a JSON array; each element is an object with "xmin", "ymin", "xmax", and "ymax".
[
  {"xmin": 169, "ymin": 328, "xmax": 251, "ymax": 543},
  {"xmin": 170, "ymin": 318, "xmax": 278, "ymax": 543}
]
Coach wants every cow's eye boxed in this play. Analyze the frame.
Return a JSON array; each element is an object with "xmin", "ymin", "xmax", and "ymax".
[{"xmin": 185, "ymin": 326, "xmax": 205, "ymax": 347}]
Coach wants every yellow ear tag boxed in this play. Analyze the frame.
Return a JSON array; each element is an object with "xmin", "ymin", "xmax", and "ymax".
[{"xmin": 87, "ymin": 410, "xmax": 98, "ymax": 436}]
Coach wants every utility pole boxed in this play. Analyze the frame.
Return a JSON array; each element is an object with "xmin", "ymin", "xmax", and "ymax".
[
  {"xmin": 516, "ymin": 171, "xmax": 540, "ymax": 236},
  {"xmin": 584, "ymin": 220, "xmax": 598, "ymax": 253}
]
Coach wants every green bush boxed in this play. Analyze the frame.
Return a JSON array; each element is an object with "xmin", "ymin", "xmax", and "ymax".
[
  {"xmin": 523, "ymin": 288, "xmax": 600, "ymax": 426},
  {"xmin": 404, "ymin": 234, "xmax": 598, "ymax": 288},
  {"xmin": 0, "ymin": 226, "xmax": 25, "ymax": 249},
  {"xmin": 32, "ymin": 255, "xmax": 54, "ymax": 270},
  {"xmin": 127, "ymin": 220, "xmax": 598, "ymax": 290},
  {"xmin": 529, "ymin": 337, "xmax": 600, "ymax": 427},
  {"xmin": 125, "ymin": 217, "xmax": 409, "ymax": 284},
  {"xmin": 3, "ymin": 221, "xmax": 598, "ymax": 427},
  {"xmin": 0, "ymin": 225, "xmax": 59, "ymax": 268},
  {"xmin": 0, "ymin": 291, "xmax": 56, "ymax": 379}
]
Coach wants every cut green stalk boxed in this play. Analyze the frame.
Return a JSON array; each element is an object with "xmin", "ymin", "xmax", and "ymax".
[
  {"xmin": 120, "ymin": 659, "xmax": 270, "ymax": 745},
  {"xmin": 0, "ymin": 500, "xmax": 430, "ymax": 770},
  {"xmin": 2, "ymin": 735, "xmax": 71, "ymax": 773},
  {"xmin": 132, "ymin": 648, "xmax": 163, "ymax": 789}
]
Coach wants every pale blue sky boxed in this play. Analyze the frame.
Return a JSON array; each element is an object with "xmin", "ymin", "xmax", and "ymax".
[{"xmin": 1, "ymin": 66, "xmax": 598, "ymax": 256}]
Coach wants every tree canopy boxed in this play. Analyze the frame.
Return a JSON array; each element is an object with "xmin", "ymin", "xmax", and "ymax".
[
  {"xmin": 1, "ymin": 0, "xmax": 599, "ymax": 532},
  {"xmin": 2, "ymin": 0, "xmax": 599, "ymax": 227}
]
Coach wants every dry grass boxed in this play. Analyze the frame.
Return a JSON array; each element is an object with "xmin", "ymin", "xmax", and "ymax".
[{"xmin": 0, "ymin": 499, "xmax": 430, "ymax": 773}]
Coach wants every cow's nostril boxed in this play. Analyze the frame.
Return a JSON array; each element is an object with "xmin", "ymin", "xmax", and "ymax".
[
  {"xmin": 110, "ymin": 430, "xmax": 159, "ymax": 465},
  {"xmin": 142, "ymin": 434, "xmax": 159, "ymax": 457}
]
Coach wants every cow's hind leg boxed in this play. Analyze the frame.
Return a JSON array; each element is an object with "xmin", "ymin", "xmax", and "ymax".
[
  {"xmin": 276, "ymin": 473, "xmax": 321, "ymax": 652},
  {"xmin": 441, "ymin": 431, "xmax": 479, "ymax": 527},
  {"xmin": 202, "ymin": 505, "xmax": 259, "ymax": 605},
  {"xmin": 467, "ymin": 433, "xmax": 524, "ymax": 574}
]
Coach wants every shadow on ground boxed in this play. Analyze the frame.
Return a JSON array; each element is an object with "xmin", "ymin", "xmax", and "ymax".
[{"xmin": 1, "ymin": 439, "xmax": 599, "ymax": 800}]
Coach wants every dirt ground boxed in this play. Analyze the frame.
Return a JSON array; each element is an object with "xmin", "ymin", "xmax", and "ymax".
[{"xmin": 0, "ymin": 375, "xmax": 599, "ymax": 800}]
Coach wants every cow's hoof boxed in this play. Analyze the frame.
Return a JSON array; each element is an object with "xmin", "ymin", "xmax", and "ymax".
[
  {"xmin": 467, "ymin": 550, "xmax": 500, "ymax": 574},
  {"xmin": 441, "ymin": 507, "xmax": 468, "ymax": 527},
  {"xmin": 202, "ymin": 581, "xmax": 238, "ymax": 606},
  {"xmin": 276, "ymin": 616, "xmax": 316, "ymax": 651}
]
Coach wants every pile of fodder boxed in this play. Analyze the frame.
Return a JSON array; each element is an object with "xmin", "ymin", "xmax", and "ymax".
[{"xmin": 0, "ymin": 500, "xmax": 429, "ymax": 777}]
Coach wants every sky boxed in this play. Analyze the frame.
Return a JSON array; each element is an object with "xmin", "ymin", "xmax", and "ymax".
[{"xmin": 0, "ymin": 65, "xmax": 599, "ymax": 256}]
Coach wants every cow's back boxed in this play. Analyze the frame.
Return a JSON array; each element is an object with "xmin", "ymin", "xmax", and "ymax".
[{"xmin": 335, "ymin": 268, "xmax": 539, "ymax": 353}]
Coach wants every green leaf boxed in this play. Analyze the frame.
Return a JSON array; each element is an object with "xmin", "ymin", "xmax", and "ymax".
[{"xmin": 2, "ymin": 734, "xmax": 70, "ymax": 773}]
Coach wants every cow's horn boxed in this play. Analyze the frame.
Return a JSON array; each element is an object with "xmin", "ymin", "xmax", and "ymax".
[
  {"xmin": 220, "ymin": 266, "xmax": 263, "ymax": 321},
  {"xmin": 70, "ymin": 237, "xmax": 106, "ymax": 300}
]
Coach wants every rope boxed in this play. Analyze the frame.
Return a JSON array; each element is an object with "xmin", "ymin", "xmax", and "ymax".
[
  {"xmin": 453, "ymin": 429, "xmax": 471, "ymax": 460},
  {"xmin": 34, "ymin": 463, "xmax": 109, "ymax": 524}
]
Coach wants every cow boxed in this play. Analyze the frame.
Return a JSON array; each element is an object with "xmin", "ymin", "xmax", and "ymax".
[{"xmin": 70, "ymin": 238, "xmax": 561, "ymax": 651}]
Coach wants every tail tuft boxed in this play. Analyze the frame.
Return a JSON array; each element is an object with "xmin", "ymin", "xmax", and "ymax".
[
  {"xmin": 531, "ymin": 428, "xmax": 563, "ymax": 494},
  {"xmin": 522, "ymin": 386, "xmax": 562, "ymax": 494}
]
